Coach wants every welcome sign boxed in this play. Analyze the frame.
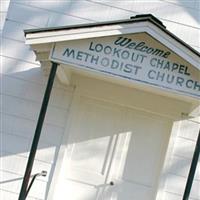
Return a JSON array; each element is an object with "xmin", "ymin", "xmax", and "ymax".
[{"xmin": 50, "ymin": 33, "xmax": 200, "ymax": 98}]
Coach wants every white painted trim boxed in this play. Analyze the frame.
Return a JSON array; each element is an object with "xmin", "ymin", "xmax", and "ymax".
[
  {"xmin": 47, "ymin": 86, "xmax": 77, "ymax": 200},
  {"xmin": 25, "ymin": 22, "xmax": 148, "ymax": 43},
  {"xmin": 25, "ymin": 21, "xmax": 200, "ymax": 70},
  {"xmin": 47, "ymin": 75, "xmax": 187, "ymax": 200},
  {"xmin": 155, "ymin": 122, "xmax": 181, "ymax": 200},
  {"xmin": 56, "ymin": 64, "xmax": 71, "ymax": 85},
  {"xmin": 145, "ymin": 24, "xmax": 200, "ymax": 69}
]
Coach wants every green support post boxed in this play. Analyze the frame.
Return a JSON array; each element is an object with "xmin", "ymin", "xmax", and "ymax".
[
  {"xmin": 18, "ymin": 62, "xmax": 58, "ymax": 200},
  {"xmin": 183, "ymin": 129, "xmax": 200, "ymax": 200}
]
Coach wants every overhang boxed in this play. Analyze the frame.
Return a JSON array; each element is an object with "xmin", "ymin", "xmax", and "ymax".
[{"xmin": 24, "ymin": 14, "xmax": 200, "ymax": 103}]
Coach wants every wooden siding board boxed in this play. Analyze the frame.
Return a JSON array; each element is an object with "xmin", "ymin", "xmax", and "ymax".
[{"xmin": 2, "ymin": 1, "xmax": 200, "ymax": 199}]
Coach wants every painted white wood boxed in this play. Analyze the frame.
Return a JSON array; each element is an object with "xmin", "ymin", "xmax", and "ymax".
[
  {"xmin": 0, "ymin": 0, "xmax": 10, "ymax": 31},
  {"xmin": 1, "ymin": 113, "xmax": 64, "ymax": 145},
  {"xmin": 71, "ymin": 74, "xmax": 192, "ymax": 119},
  {"xmin": 168, "ymin": 155, "xmax": 200, "ymax": 180},
  {"xmin": 56, "ymin": 64, "xmax": 71, "ymax": 85},
  {"xmin": 173, "ymin": 137, "xmax": 196, "ymax": 159},
  {"xmin": 0, "ymin": 93, "xmax": 69, "ymax": 127},
  {"xmin": 25, "ymin": 22, "xmax": 148, "ymax": 42},
  {"xmin": 0, "ymin": 153, "xmax": 51, "ymax": 181},
  {"xmin": 50, "ymin": 33, "xmax": 200, "ymax": 99},
  {"xmin": 2, "ymin": 74, "xmax": 73, "ymax": 109},
  {"xmin": 162, "ymin": 118, "xmax": 200, "ymax": 199},
  {"xmin": 2, "ymin": 20, "xmax": 35, "ymax": 42},
  {"xmin": 178, "ymin": 119, "xmax": 200, "ymax": 141},
  {"xmin": 52, "ymin": 92, "xmax": 172, "ymax": 200},
  {"xmin": 165, "ymin": 174, "xmax": 200, "ymax": 199},
  {"xmin": 7, "ymin": 3, "xmax": 49, "ymax": 27},
  {"xmin": 0, "ymin": 189, "xmax": 36, "ymax": 200},
  {"xmin": 25, "ymin": 22, "xmax": 200, "ymax": 70},
  {"xmin": 2, "ymin": 38, "xmax": 38, "ymax": 64},
  {"xmin": 0, "ymin": 133, "xmax": 30, "ymax": 156},
  {"xmin": 0, "ymin": 170, "xmax": 48, "ymax": 199},
  {"xmin": 2, "ymin": 1, "xmax": 199, "ymax": 199}
]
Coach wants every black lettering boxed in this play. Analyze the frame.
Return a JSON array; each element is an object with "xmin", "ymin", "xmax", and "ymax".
[
  {"xmin": 113, "ymin": 48, "xmax": 121, "ymax": 58},
  {"xmin": 146, "ymin": 48, "xmax": 154, "ymax": 54},
  {"xmin": 178, "ymin": 65, "xmax": 185, "ymax": 74},
  {"xmin": 76, "ymin": 51, "xmax": 83, "ymax": 61},
  {"xmin": 163, "ymin": 61, "xmax": 170, "ymax": 71},
  {"xmin": 176, "ymin": 77, "xmax": 184, "ymax": 87},
  {"xmin": 166, "ymin": 74, "xmax": 175, "ymax": 84},
  {"xmin": 152, "ymin": 49, "xmax": 164, "ymax": 57},
  {"xmin": 95, "ymin": 44, "xmax": 103, "ymax": 52},
  {"xmin": 111, "ymin": 59, "xmax": 119, "ymax": 69},
  {"xmin": 121, "ymin": 50, "xmax": 130, "ymax": 59},
  {"xmin": 184, "ymin": 66, "xmax": 190, "ymax": 76},
  {"xmin": 91, "ymin": 55, "xmax": 99, "ymax": 64},
  {"xmin": 133, "ymin": 65, "xmax": 142, "ymax": 75},
  {"xmin": 83, "ymin": 52, "xmax": 91, "ymax": 62},
  {"xmin": 135, "ymin": 42, "xmax": 145, "ymax": 51},
  {"xmin": 89, "ymin": 42, "xmax": 95, "ymax": 51},
  {"xmin": 63, "ymin": 48, "xmax": 75, "ymax": 58},
  {"xmin": 124, "ymin": 64, "xmax": 133, "ymax": 73},
  {"xmin": 104, "ymin": 46, "xmax": 112, "ymax": 55},
  {"xmin": 156, "ymin": 72, "xmax": 165, "ymax": 81},
  {"xmin": 119, "ymin": 62, "xmax": 124, "ymax": 71},
  {"xmin": 186, "ymin": 80, "xmax": 193, "ymax": 88},
  {"xmin": 194, "ymin": 81, "xmax": 200, "ymax": 91},
  {"xmin": 140, "ymin": 55, "xmax": 147, "ymax": 63},
  {"xmin": 150, "ymin": 58, "xmax": 157, "ymax": 67},
  {"xmin": 148, "ymin": 70, "xmax": 156, "ymax": 79},
  {"xmin": 140, "ymin": 46, "xmax": 148, "ymax": 52},
  {"xmin": 157, "ymin": 59, "xmax": 164, "ymax": 68},
  {"xmin": 114, "ymin": 37, "xmax": 131, "ymax": 46},
  {"xmin": 172, "ymin": 63, "xmax": 179, "ymax": 72},
  {"xmin": 162, "ymin": 51, "xmax": 171, "ymax": 58},
  {"xmin": 127, "ymin": 42, "xmax": 136, "ymax": 49},
  {"xmin": 101, "ymin": 57, "xmax": 109, "ymax": 67}
]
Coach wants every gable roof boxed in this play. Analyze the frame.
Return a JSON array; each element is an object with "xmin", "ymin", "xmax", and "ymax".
[
  {"xmin": 24, "ymin": 14, "xmax": 200, "ymax": 59},
  {"xmin": 24, "ymin": 14, "xmax": 200, "ymax": 101},
  {"xmin": 24, "ymin": 14, "xmax": 200, "ymax": 71}
]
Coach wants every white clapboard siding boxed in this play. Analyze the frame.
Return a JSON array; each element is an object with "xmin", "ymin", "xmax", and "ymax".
[
  {"xmin": 1, "ymin": 152, "xmax": 51, "ymax": 180},
  {"xmin": 1, "ymin": 113, "xmax": 64, "ymax": 145},
  {"xmin": 0, "ymin": 0, "xmax": 10, "ymax": 31},
  {"xmin": 7, "ymin": 3, "xmax": 50, "ymax": 27},
  {"xmin": 0, "ymin": 189, "xmax": 38, "ymax": 200},
  {"xmin": 2, "ymin": 0, "xmax": 200, "ymax": 199},
  {"xmin": 178, "ymin": 120, "xmax": 200, "ymax": 141},
  {"xmin": 1, "ymin": 133, "xmax": 30, "ymax": 156},
  {"xmin": 0, "ymin": 94, "xmax": 69, "ymax": 127},
  {"xmin": 1, "ymin": 75, "xmax": 73, "ymax": 109},
  {"xmin": 1, "ymin": 56, "xmax": 69, "ymax": 90},
  {"xmin": 173, "ymin": 137, "xmax": 197, "ymax": 159},
  {"xmin": 164, "ymin": 174, "xmax": 200, "ymax": 199},
  {"xmin": 47, "ymin": 12, "xmax": 91, "ymax": 27},
  {"xmin": 163, "ymin": 119, "xmax": 200, "ymax": 199},
  {"xmin": 167, "ymin": 155, "xmax": 200, "ymax": 181},
  {"xmin": 1, "ymin": 38, "xmax": 38, "ymax": 64},
  {"xmin": 0, "ymin": 170, "xmax": 48, "ymax": 199},
  {"xmin": 2, "ymin": 20, "xmax": 37, "ymax": 42}
]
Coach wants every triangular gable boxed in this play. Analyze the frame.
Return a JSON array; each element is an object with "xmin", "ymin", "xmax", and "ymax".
[{"xmin": 24, "ymin": 14, "xmax": 200, "ymax": 100}]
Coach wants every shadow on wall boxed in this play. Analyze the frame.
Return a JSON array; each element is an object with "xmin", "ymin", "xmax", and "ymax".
[
  {"xmin": 1, "ymin": 76, "xmax": 199, "ymax": 200},
  {"xmin": 1, "ymin": 61, "xmax": 198, "ymax": 200},
  {"xmin": 1, "ymin": 1, "xmax": 200, "ymax": 200},
  {"xmin": 1, "ymin": 65, "xmax": 72, "ymax": 200}
]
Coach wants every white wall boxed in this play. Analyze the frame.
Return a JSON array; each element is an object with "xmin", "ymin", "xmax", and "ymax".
[
  {"xmin": 1, "ymin": 0, "xmax": 199, "ymax": 199},
  {"xmin": 163, "ymin": 120, "xmax": 200, "ymax": 200}
]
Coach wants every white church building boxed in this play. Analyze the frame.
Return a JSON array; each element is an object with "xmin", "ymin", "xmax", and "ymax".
[{"xmin": 1, "ymin": 1, "xmax": 200, "ymax": 200}]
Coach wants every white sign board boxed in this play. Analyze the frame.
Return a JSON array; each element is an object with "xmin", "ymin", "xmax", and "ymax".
[{"xmin": 50, "ymin": 34, "xmax": 200, "ymax": 98}]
